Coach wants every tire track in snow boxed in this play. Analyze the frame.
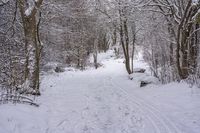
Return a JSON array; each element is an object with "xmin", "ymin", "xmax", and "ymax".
[
  {"xmin": 108, "ymin": 76, "xmax": 182, "ymax": 133},
  {"xmin": 84, "ymin": 77, "xmax": 144, "ymax": 133},
  {"xmin": 103, "ymin": 78, "xmax": 144, "ymax": 133},
  {"xmin": 87, "ymin": 78, "xmax": 158, "ymax": 133},
  {"xmin": 102, "ymin": 77, "xmax": 144, "ymax": 133},
  {"xmin": 102, "ymin": 77, "xmax": 160, "ymax": 133}
]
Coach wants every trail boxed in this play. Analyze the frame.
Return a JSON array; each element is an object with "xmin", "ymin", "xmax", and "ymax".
[
  {"xmin": 0, "ymin": 51, "xmax": 200, "ymax": 133},
  {"xmin": 109, "ymin": 76, "xmax": 182, "ymax": 133}
]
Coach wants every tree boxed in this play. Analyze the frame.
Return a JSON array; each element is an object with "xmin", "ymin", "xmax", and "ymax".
[
  {"xmin": 144, "ymin": 0, "xmax": 200, "ymax": 80},
  {"xmin": 95, "ymin": 0, "xmax": 139, "ymax": 74},
  {"xmin": 18, "ymin": 0, "xmax": 43, "ymax": 95},
  {"xmin": 0, "ymin": 0, "xmax": 26, "ymax": 93}
]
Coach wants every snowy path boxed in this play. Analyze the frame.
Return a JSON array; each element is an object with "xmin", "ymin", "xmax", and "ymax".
[
  {"xmin": 0, "ymin": 52, "xmax": 200, "ymax": 133},
  {"xmin": 110, "ymin": 77, "xmax": 181, "ymax": 133},
  {"xmin": 40, "ymin": 73, "xmax": 145, "ymax": 133}
]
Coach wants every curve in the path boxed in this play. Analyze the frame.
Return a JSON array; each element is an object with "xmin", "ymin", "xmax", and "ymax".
[{"xmin": 108, "ymin": 76, "xmax": 182, "ymax": 133}]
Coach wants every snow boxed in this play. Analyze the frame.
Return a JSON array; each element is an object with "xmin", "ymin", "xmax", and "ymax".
[
  {"xmin": 89, "ymin": 50, "xmax": 115, "ymax": 64},
  {"xmin": 25, "ymin": 0, "xmax": 35, "ymax": 16},
  {"xmin": 0, "ymin": 50, "xmax": 200, "ymax": 133},
  {"xmin": 193, "ymin": 0, "xmax": 198, "ymax": 4},
  {"xmin": 129, "ymin": 73, "xmax": 160, "ymax": 86}
]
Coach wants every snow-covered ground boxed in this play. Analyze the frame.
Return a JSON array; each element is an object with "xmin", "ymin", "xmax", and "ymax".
[{"xmin": 0, "ymin": 50, "xmax": 200, "ymax": 133}]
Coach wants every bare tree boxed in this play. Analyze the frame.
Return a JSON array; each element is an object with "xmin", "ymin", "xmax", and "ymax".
[
  {"xmin": 95, "ymin": 0, "xmax": 139, "ymax": 74},
  {"xmin": 143, "ymin": 0, "xmax": 200, "ymax": 81},
  {"xmin": 18, "ymin": 0, "xmax": 43, "ymax": 95}
]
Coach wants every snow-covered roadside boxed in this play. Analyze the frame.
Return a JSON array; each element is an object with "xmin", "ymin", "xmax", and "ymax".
[
  {"xmin": 118, "ymin": 81, "xmax": 200, "ymax": 133},
  {"xmin": 0, "ymin": 51, "xmax": 200, "ymax": 133},
  {"xmin": 108, "ymin": 59, "xmax": 200, "ymax": 133}
]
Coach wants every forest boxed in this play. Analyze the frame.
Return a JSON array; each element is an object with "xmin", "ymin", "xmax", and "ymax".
[
  {"xmin": 1, "ymin": 0, "xmax": 200, "ymax": 95},
  {"xmin": 0, "ymin": 0, "xmax": 200, "ymax": 133}
]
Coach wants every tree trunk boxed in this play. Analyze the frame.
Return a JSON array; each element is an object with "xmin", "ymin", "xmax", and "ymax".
[
  {"xmin": 93, "ymin": 36, "xmax": 98, "ymax": 69},
  {"xmin": 118, "ymin": 6, "xmax": 132, "ymax": 74},
  {"xmin": 18, "ymin": 0, "xmax": 43, "ymax": 95}
]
